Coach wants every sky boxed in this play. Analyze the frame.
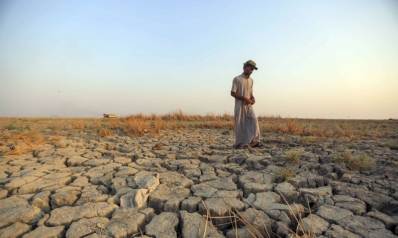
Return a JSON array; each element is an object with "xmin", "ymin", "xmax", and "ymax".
[{"xmin": 0, "ymin": 0, "xmax": 397, "ymax": 119}]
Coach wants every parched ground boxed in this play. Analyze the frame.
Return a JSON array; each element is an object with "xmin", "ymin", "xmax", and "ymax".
[{"xmin": 0, "ymin": 118, "xmax": 398, "ymax": 237}]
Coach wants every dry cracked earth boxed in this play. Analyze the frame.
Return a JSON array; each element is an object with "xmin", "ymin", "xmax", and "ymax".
[{"xmin": 1, "ymin": 129, "xmax": 398, "ymax": 238}]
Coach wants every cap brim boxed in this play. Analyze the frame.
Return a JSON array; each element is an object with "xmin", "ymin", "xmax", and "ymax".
[{"xmin": 244, "ymin": 63, "xmax": 258, "ymax": 70}]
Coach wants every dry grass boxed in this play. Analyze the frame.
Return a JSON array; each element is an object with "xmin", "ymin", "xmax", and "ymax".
[
  {"xmin": 0, "ymin": 112, "xmax": 397, "ymax": 142},
  {"xmin": 260, "ymin": 118, "xmax": 394, "ymax": 139},
  {"xmin": 3, "ymin": 130, "xmax": 45, "ymax": 144},
  {"xmin": 274, "ymin": 167, "xmax": 296, "ymax": 182},
  {"xmin": 284, "ymin": 151, "xmax": 301, "ymax": 165},
  {"xmin": 6, "ymin": 145, "xmax": 25, "ymax": 155},
  {"xmin": 122, "ymin": 119, "xmax": 150, "ymax": 136},
  {"xmin": 335, "ymin": 151, "xmax": 375, "ymax": 171},
  {"xmin": 72, "ymin": 121, "xmax": 85, "ymax": 129},
  {"xmin": 153, "ymin": 118, "xmax": 166, "ymax": 134},
  {"xmin": 198, "ymin": 194, "xmax": 317, "ymax": 238},
  {"xmin": 1, "ymin": 129, "xmax": 62, "ymax": 155},
  {"xmin": 300, "ymin": 136, "xmax": 324, "ymax": 144},
  {"xmin": 385, "ymin": 139, "xmax": 398, "ymax": 150},
  {"xmin": 99, "ymin": 128, "xmax": 113, "ymax": 137},
  {"xmin": 108, "ymin": 119, "xmax": 121, "ymax": 130}
]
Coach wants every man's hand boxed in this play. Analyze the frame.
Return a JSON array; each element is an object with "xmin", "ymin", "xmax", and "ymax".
[
  {"xmin": 251, "ymin": 97, "xmax": 256, "ymax": 105},
  {"xmin": 244, "ymin": 98, "xmax": 252, "ymax": 105},
  {"xmin": 231, "ymin": 92, "xmax": 254, "ymax": 105}
]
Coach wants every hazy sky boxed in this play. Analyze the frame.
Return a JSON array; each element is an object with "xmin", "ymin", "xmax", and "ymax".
[{"xmin": 0, "ymin": 0, "xmax": 397, "ymax": 119}]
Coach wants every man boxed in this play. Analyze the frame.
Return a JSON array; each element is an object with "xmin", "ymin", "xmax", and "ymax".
[{"xmin": 230, "ymin": 60, "xmax": 262, "ymax": 149}]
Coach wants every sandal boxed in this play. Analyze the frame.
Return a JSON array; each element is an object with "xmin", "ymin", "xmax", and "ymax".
[
  {"xmin": 233, "ymin": 145, "xmax": 243, "ymax": 149},
  {"xmin": 250, "ymin": 142, "xmax": 264, "ymax": 148}
]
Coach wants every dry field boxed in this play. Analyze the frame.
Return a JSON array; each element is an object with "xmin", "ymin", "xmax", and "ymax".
[
  {"xmin": 1, "ymin": 111, "xmax": 397, "ymax": 156},
  {"xmin": 0, "ymin": 112, "xmax": 398, "ymax": 237}
]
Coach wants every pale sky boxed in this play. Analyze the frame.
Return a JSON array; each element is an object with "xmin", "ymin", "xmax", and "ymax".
[{"xmin": 0, "ymin": 0, "xmax": 397, "ymax": 119}]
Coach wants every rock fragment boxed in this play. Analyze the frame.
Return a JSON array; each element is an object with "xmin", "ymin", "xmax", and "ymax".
[
  {"xmin": 0, "ymin": 196, "xmax": 44, "ymax": 229},
  {"xmin": 324, "ymin": 224, "xmax": 361, "ymax": 238},
  {"xmin": 146, "ymin": 212, "xmax": 178, "ymax": 238},
  {"xmin": 298, "ymin": 214, "xmax": 329, "ymax": 236},
  {"xmin": 31, "ymin": 191, "xmax": 51, "ymax": 213},
  {"xmin": 66, "ymin": 217, "xmax": 109, "ymax": 238},
  {"xmin": 0, "ymin": 222, "xmax": 30, "ymax": 238},
  {"xmin": 316, "ymin": 205, "xmax": 353, "ymax": 224},
  {"xmin": 103, "ymin": 208, "xmax": 146, "ymax": 237},
  {"xmin": 180, "ymin": 211, "xmax": 223, "ymax": 238},
  {"xmin": 45, "ymin": 202, "xmax": 117, "ymax": 227},
  {"xmin": 181, "ymin": 197, "xmax": 202, "ymax": 212},
  {"xmin": 198, "ymin": 198, "xmax": 244, "ymax": 229},
  {"xmin": 332, "ymin": 195, "xmax": 366, "ymax": 215}
]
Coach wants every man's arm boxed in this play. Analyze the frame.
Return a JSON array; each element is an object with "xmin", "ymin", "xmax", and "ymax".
[
  {"xmin": 231, "ymin": 91, "xmax": 252, "ymax": 105},
  {"xmin": 251, "ymin": 94, "xmax": 255, "ymax": 104}
]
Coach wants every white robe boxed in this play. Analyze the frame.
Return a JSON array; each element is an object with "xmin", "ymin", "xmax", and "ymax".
[{"xmin": 231, "ymin": 74, "xmax": 261, "ymax": 146}]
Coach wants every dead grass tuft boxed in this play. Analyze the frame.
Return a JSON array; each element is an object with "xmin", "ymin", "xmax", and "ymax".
[
  {"xmin": 300, "ymin": 136, "xmax": 324, "ymax": 144},
  {"xmin": 99, "ymin": 128, "xmax": 113, "ymax": 137},
  {"xmin": 284, "ymin": 150, "xmax": 301, "ymax": 165},
  {"xmin": 1, "ymin": 113, "xmax": 396, "ymax": 144},
  {"xmin": 3, "ymin": 130, "xmax": 45, "ymax": 144},
  {"xmin": 95, "ymin": 121, "xmax": 102, "ymax": 128},
  {"xmin": 72, "ymin": 122, "xmax": 85, "ymax": 129},
  {"xmin": 5, "ymin": 144, "xmax": 38, "ymax": 155},
  {"xmin": 48, "ymin": 133, "xmax": 62, "ymax": 143},
  {"xmin": 123, "ymin": 119, "xmax": 149, "ymax": 136},
  {"xmin": 335, "ymin": 151, "xmax": 375, "ymax": 171},
  {"xmin": 108, "ymin": 119, "xmax": 121, "ymax": 130},
  {"xmin": 5, "ymin": 145, "xmax": 24, "ymax": 155},
  {"xmin": 154, "ymin": 118, "xmax": 166, "ymax": 134},
  {"xmin": 274, "ymin": 166, "xmax": 296, "ymax": 182},
  {"xmin": 198, "ymin": 194, "xmax": 317, "ymax": 238},
  {"xmin": 1, "ymin": 129, "xmax": 62, "ymax": 155},
  {"xmin": 385, "ymin": 139, "xmax": 398, "ymax": 150}
]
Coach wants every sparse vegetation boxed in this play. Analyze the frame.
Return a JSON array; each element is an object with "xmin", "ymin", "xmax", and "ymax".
[
  {"xmin": 201, "ymin": 192, "xmax": 316, "ymax": 238},
  {"xmin": 385, "ymin": 139, "xmax": 398, "ymax": 150},
  {"xmin": 284, "ymin": 150, "xmax": 301, "ymax": 165},
  {"xmin": 5, "ymin": 123, "xmax": 19, "ymax": 130},
  {"xmin": 275, "ymin": 166, "xmax": 296, "ymax": 182},
  {"xmin": 221, "ymin": 129, "xmax": 231, "ymax": 135},
  {"xmin": 99, "ymin": 128, "xmax": 113, "ymax": 137},
  {"xmin": 335, "ymin": 151, "xmax": 375, "ymax": 171},
  {"xmin": 153, "ymin": 118, "xmax": 166, "ymax": 134},
  {"xmin": 5, "ymin": 145, "xmax": 25, "ymax": 155},
  {"xmin": 108, "ymin": 119, "xmax": 121, "ymax": 129},
  {"xmin": 122, "ymin": 119, "xmax": 150, "ymax": 136},
  {"xmin": 300, "ymin": 136, "xmax": 323, "ymax": 144},
  {"xmin": 0, "ymin": 114, "xmax": 395, "ymax": 237},
  {"xmin": 72, "ymin": 122, "xmax": 85, "ymax": 129},
  {"xmin": 0, "ymin": 112, "xmax": 397, "ymax": 144},
  {"xmin": 1, "ymin": 113, "xmax": 396, "ymax": 159}
]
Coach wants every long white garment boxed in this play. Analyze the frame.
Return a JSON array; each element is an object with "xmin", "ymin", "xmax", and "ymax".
[{"xmin": 231, "ymin": 74, "xmax": 261, "ymax": 146}]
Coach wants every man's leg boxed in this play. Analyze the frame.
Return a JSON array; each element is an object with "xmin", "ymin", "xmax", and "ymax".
[
  {"xmin": 233, "ymin": 110, "xmax": 241, "ymax": 148},
  {"xmin": 247, "ymin": 107, "xmax": 262, "ymax": 147}
]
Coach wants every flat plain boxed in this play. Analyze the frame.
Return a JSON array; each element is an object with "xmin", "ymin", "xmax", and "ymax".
[{"xmin": 0, "ymin": 113, "xmax": 398, "ymax": 237}]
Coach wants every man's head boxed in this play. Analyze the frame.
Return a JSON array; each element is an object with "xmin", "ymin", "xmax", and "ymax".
[{"xmin": 243, "ymin": 60, "xmax": 258, "ymax": 77}]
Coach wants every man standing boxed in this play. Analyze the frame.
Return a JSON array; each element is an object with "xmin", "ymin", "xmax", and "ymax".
[{"xmin": 230, "ymin": 60, "xmax": 262, "ymax": 149}]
